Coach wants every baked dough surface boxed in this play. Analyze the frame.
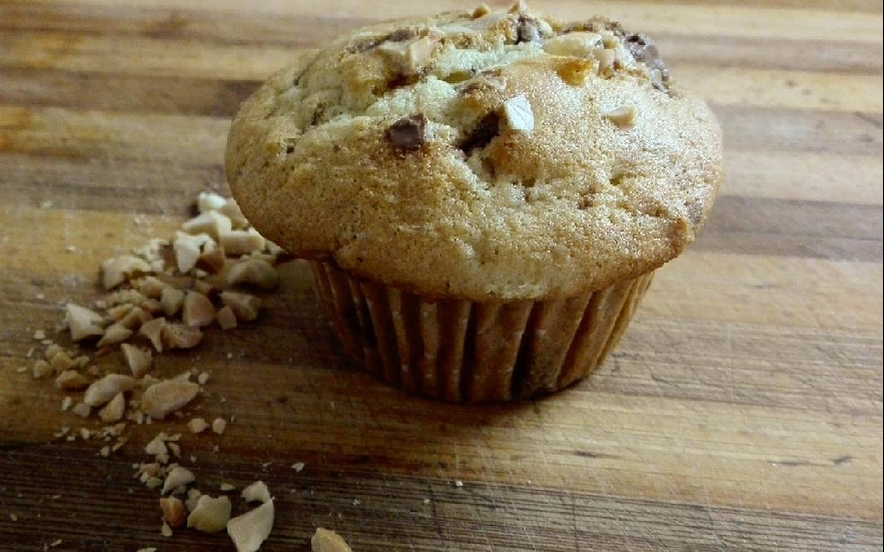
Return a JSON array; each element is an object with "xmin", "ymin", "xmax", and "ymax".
[{"xmin": 226, "ymin": 3, "xmax": 722, "ymax": 300}]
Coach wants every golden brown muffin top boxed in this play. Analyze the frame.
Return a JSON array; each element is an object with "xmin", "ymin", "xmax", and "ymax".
[{"xmin": 225, "ymin": 2, "xmax": 722, "ymax": 300}]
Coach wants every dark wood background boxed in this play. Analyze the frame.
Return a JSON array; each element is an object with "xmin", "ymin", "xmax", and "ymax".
[{"xmin": 1, "ymin": 0, "xmax": 881, "ymax": 550}]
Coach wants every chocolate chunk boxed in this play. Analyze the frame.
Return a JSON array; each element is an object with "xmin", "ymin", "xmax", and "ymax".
[
  {"xmin": 386, "ymin": 114, "xmax": 428, "ymax": 151},
  {"xmin": 624, "ymin": 34, "xmax": 654, "ymax": 64},
  {"xmin": 458, "ymin": 69, "xmax": 505, "ymax": 96},
  {"xmin": 458, "ymin": 112, "xmax": 501, "ymax": 154},
  {"xmin": 516, "ymin": 15, "xmax": 541, "ymax": 43},
  {"xmin": 386, "ymin": 28, "xmax": 416, "ymax": 43},
  {"xmin": 624, "ymin": 33, "xmax": 670, "ymax": 88},
  {"xmin": 310, "ymin": 104, "xmax": 326, "ymax": 126},
  {"xmin": 386, "ymin": 73, "xmax": 420, "ymax": 92},
  {"xmin": 561, "ymin": 17, "xmax": 625, "ymax": 38}
]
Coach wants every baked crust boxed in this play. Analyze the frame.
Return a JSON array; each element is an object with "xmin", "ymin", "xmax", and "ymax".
[{"xmin": 225, "ymin": 3, "xmax": 722, "ymax": 300}]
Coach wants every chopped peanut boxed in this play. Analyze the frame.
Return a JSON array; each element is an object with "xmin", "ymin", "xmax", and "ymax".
[
  {"xmin": 140, "ymin": 381, "xmax": 201, "ymax": 420},
  {"xmin": 187, "ymin": 495, "xmax": 231, "ymax": 533}
]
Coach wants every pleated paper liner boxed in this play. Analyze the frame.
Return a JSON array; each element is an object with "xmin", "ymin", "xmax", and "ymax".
[{"xmin": 308, "ymin": 260, "xmax": 654, "ymax": 403}]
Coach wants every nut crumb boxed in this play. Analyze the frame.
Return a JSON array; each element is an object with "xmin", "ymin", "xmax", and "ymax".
[
  {"xmin": 311, "ymin": 528, "xmax": 352, "ymax": 552},
  {"xmin": 220, "ymin": 292, "xmax": 261, "ymax": 322},
  {"xmin": 185, "ymin": 488, "xmax": 203, "ymax": 512},
  {"xmin": 241, "ymin": 481, "xmax": 271, "ymax": 504},
  {"xmin": 98, "ymin": 392, "xmax": 126, "ymax": 423},
  {"xmin": 160, "ymin": 496, "xmax": 187, "ymax": 527},
  {"xmin": 139, "ymin": 317, "xmax": 167, "ymax": 352},
  {"xmin": 227, "ymin": 499, "xmax": 274, "ymax": 552},
  {"xmin": 71, "ymin": 402, "xmax": 92, "ymax": 418},
  {"xmin": 55, "ymin": 370, "xmax": 89, "ymax": 391},
  {"xmin": 212, "ymin": 417, "xmax": 228, "ymax": 435},
  {"xmin": 141, "ymin": 380, "xmax": 201, "ymax": 420},
  {"xmin": 220, "ymin": 199, "xmax": 250, "ymax": 229},
  {"xmin": 167, "ymin": 441, "xmax": 181, "ymax": 457},
  {"xmin": 173, "ymin": 231, "xmax": 214, "ymax": 274},
  {"xmin": 102, "ymin": 255, "xmax": 152, "ymax": 290},
  {"xmin": 33, "ymin": 359, "xmax": 53, "ymax": 379},
  {"xmin": 95, "ymin": 323, "xmax": 133, "ymax": 348},
  {"xmin": 226, "ymin": 258, "xmax": 279, "ymax": 290},
  {"xmin": 48, "ymin": 350, "xmax": 77, "ymax": 372},
  {"xmin": 219, "ymin": 229, "xmax": 265, "ymax": 257},
  {"xmin": 182, "ymin": 291, "xmax": 215, "ymax": 328},
  {"xmin": 160, "ymin": 287, "xmax": 185, "ymax": 317},
  {"xmin": 162, "ymin": 466, "xmax": 196, "ymax": 495},
  {"xmin": 216, "ymin": 306, "xmax": 237, "ymax": 330},
  {"xmin": 161, "ymin": 323, "xmax": 203, "ymax": 349},
  {"xmin": 187, "ymin": 495, "xmax": 231, "ymax": 533},
  {"xmin": 187, "ymin": 417, "xmax": 209, "ymax": 434},
  {"xmin": 66, "ymin": 303, "xmax": 105, "ymax": 341},
  {"xmin": 145, "ymin": 434, "xmax": 168, "ymax": 456},
  {"xmin": 197, "ymin": 245, "xmax": 227, "ymax": 273},
  {"xmin": 121, "ymin": 344, "xmax": 152, "ymax": 378},
  {"xmin": 197, "ymin": 191, "xmax": 227, "ymax": 213},
  {"xmin": 182, "ymin": 210, "xmax": 233, "ymax": 242},
  {"xmin": 84, "ymin": 374, "xmax": 135, "ymax": 407},
  {"xmin": 116, "ymin": 306, "xmax": 150, "ymax": 330},
  {"xmin": 135, "ymin": 276, "xmax": 167, "ymax": 299},
  {"xmin": 291, "ymin": 462, "xmax": 305, "ymax": 473}
]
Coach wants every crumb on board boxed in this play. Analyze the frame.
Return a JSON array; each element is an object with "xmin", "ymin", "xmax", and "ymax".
[
  {"xmin": 311, "ymin": 528, "xmax": 353, "ymax": 552},
  {"xmin": 227, "ymin": 498, "xmax": 274, "ymax": 552},
  {"xmin": 187, "ymin": 495, "xmax": 231, "ymax": 533},
  {"xmin": 22, "ymin": 192, "xmax": 309, "ymax": 549}
]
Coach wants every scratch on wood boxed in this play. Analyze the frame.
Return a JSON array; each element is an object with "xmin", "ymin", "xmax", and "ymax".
[
  {"xmin": 771, "ymin": 459, "xmax": 811, "ymax": 467},
  {"xmin": 573, "ymin": 450, "xmax": 617, "ymax": 460}
]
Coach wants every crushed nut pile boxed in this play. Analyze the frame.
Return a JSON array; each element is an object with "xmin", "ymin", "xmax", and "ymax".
[{"xmin": 25, "ymin": 191, "xmax": 352, "ymax": 551}]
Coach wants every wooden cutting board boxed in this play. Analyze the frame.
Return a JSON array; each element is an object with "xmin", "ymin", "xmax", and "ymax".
[{"xmin": 0, "ymin": 1, "xmax": 881, "ymax": 550}]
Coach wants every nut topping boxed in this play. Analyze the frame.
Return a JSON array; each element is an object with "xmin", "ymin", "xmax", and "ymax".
[
  {"xmin": 602, "ymin": 105, "xmax": 637, "ymax": 128},
  {"xmin": 502, "ymin": 95, "xmax": 534, "ymax": 132}
]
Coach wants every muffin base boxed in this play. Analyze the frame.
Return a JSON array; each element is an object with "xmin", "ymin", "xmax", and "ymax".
[{"xmin": 308, "ymin": 260, "xmax": 654, "ymax": 403}]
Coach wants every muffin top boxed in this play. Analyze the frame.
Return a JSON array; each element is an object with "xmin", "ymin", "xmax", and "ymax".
[{"xmin": 225, "ymin": 2, "xmax": 722, "ymax": 300}]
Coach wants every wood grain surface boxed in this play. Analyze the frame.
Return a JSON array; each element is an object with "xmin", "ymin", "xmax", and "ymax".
[{"xmin": 0, "ymin": 1, "xmax": 881, "ymax": 550}]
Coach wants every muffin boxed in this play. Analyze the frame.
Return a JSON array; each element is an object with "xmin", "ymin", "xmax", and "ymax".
[{"xmin": 225, "ymin": 2, "xmax": 722, "ymax": 402}]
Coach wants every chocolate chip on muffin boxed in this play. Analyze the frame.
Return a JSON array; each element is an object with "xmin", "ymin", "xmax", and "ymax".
[{"xmin": 386, "ymin": 114, "xmax": 428, "ymax": 150}]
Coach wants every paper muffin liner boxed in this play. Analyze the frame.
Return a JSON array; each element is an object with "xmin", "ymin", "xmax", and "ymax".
[{"xmin": 307, "ymin": 260, "xmax": 654, "ymax": 403}]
